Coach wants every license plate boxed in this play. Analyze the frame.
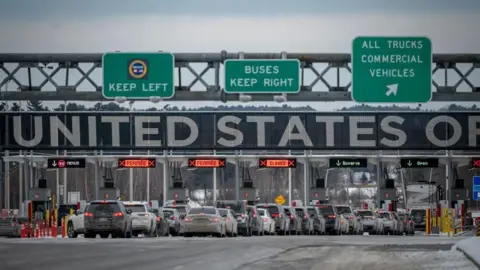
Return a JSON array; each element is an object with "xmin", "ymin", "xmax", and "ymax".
[{"xmin": 99, "ymin": 218, "xmax": 107, "ymax": 222}]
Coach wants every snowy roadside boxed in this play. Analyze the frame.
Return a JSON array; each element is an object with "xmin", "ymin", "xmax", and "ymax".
[{"xmin": 453, "ymin": 237, "xmax": 480, "ymax": 268}]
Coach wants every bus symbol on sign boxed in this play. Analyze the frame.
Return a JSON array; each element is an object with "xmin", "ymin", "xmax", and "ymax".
[
  {"xmin": 173, "ymin": 192, "xmax": 178, "ymax": 199},
  {"xmin": 34, "ymin": 193, "xmax": 39, "ymax": 199},
  {"xmin": 384, "ymin": 193, "xmax": 388, "ymax": 198},
  {"xmin": 58, "ymin": 160, "xmax": 66, "ymax": 168},
  {"xmin": 314, "ymin": 192, "xmax": 319, "ymax": 198},
  {"xmin": 244, "ymin": 192, "xmax": 248, "ymax": 199}
]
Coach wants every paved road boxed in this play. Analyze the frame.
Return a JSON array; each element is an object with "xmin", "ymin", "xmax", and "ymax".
[{"xmin": 0, "ymin": 236, "xmax": 476, "ymax": 270}]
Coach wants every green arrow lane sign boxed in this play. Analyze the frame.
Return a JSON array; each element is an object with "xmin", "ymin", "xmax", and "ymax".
[
  {"xmin": 102, "ymin": 52, "xmax": 175, "ymax": 99},
  {"xmin": 352, "ymin": 36, "xmax": 432, "ymax": 103},
  {"xmin": 224, "ymin": 59, "xmax": 300, "ymax": 93}
]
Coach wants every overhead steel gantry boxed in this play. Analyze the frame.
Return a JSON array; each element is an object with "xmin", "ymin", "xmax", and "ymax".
[{"xmin": 0, "ymin": 52, "xmax": 479, "ymax": 102}]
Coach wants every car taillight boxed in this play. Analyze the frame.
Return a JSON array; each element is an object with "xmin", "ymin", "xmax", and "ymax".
[
  {"xmin": 241, "ymin": 214, "xmax": 245, "ymax": 218},
  {"xmin": 328, "ymin": 214, "xmax": 336, "ymax": 219},
  {"xmin": 171, "ymin": 216, "xmax": 177, "ymax": 220},
  {"xmin": 303, "ymin": 215, "xmax": 308, "ymax": 220},
  {"xmin": 211, "ymin": 217, "xmax": 220, "ymax": 222},
  {"xmin": 271, "ymin": 213, "xmax": 279, "ymax": 218},
  {"xmin": 290, "ymin": 214, "xmax": 294, "ymax": 219},
  {"xmin": 226, "ymin": 218, "xmax": 230, "ymax": 221},
  {"xmin": 408, "ymin": 220, "xmax": 413, "ymax": 223},
  {"xmin": 184, "ymin": 217, "xmax": 192, "ymax": 222},
  {"xmin": 349, "ymin": 216, "xmax": 353, "ymax": 220},
  {"xmin": 113, "ymin": 212, "xmax": 123, "ymax": 217},
  {"xmin": 85, "ymin": 212, "xmax": 93, "ymax": 217},
  {"xmin": 253, "ymin": 214, "xmax": 256, "ymax": 218},
  {"xmin": 263, "ymin": 218, "xmax": 268, "ymax": 222},
  {"xmin": 156, "ymin": 216, "xmax": 161, "ymax": 222},
  {"xmin": 11, "ymin": 223, "xmax": 15, "ymax": 227}
]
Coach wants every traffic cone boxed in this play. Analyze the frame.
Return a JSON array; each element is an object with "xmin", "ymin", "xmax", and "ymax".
[
  {"xmin": 35, "ymin": 223, "xmax": 39, "ymax": 238},
  {"xmin": 61, "ymin": 218, "xmax": 65, "ymax": 238},
  {"xmin": 21, "ymin": 224, "xmax": 27, "ymax": 238}
]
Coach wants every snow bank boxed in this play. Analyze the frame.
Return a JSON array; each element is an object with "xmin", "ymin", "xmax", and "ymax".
[{"xmin": 454, "ymin": 237, "xmax": 480, "ymax": 268}]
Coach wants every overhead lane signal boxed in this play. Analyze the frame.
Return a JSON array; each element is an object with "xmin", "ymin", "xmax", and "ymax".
[
  {"xmin": 188, "ymin": 158, "xmax": 226, "ymax": 168},
  {"xmin": 329, "ymin": 158, "xmax": 368, "ymax": 168},
  {"xmin": 117, "ymin": 158, "xmax": 156, "ymax": 168},
  {"xmin": 258, "ymin": 158, "xmax": 296, "ymax": 168}
]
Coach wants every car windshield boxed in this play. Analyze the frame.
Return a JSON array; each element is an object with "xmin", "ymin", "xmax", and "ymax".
[
  {"xmin": 257, "ymin": 209, "xmax": 266, "ymax": 216},
  {"xmin": 88, "ymin": 202, "xmax": 120, "ymax": 214},
  {"xmin": 189, "ymin": 207, "xmax": 216, "ymax": 215},
  {"xmin": 378, "ymin": 212, "xmax": 390, "ymax": 218},
  {"xmin": 257, "ymin": 205, "xmax": 279, "ymax": 215},
  {"xmin": 335, "ymin": 206, "xmax": 352, "ymax": 214},
  {"xmin": 163, "ymin": 210, "xmax": 175, "ymax": 218},
  {"xmin": 218, "ymin": 209, "xmax": 228, "ymax": 217},
  {"xmin": 124, "ymin": 204, "xmax": 146, "ymax": 213},
  {"xmin": 216, "ymin": 201, "xmax": 246, "ymax": 213},
  {"xmin": 357, "ymin": 211, "xmax": 374, "ymax": 217},
  {"xmin": 316, "ymin": 205, "xmax": 334, "ymax": 215}
]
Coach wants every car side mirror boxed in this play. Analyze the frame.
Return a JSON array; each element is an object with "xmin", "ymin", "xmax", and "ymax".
[{"xmin": 126, "ymin": 209, "xmax": 132, "ymax": 214}]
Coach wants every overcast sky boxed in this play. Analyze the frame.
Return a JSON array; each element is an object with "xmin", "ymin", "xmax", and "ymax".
[{"xmin": 1, "ymin": 0, "xmax": 479, "ymax": 110}]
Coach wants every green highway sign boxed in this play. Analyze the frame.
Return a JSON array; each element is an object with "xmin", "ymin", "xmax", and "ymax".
[
  {"xmin": 352, "ymin": 36, "xmax": 432, "ymax": 103},
  {"xmin": 102, "ymin": 52, "xmax": 175, "ymax": 99},
  {"xmin": 224, "ymin": 59, "xmax": 300, "ymax": 93}
]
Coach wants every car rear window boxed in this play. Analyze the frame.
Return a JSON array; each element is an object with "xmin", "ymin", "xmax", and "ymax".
[
  {"xmin": 216, "ymin": 201, "xmax": 246, "ymax": 213},
  {"xmin": 316, "ymin": 205, "xmax": 334, "ymax": 214},
  {"xmin": 189, "ymin": 207, "xmax": 216, "ymax": 215},
  {"xmin": 378, "ymin": 212, "xmax": 390, "ymax": 218},
  {"xmin": 283, "ymin": 208, "xmax": 292, "ymax": 215},
  {"xmin": 257, "ymin": 205, "xmax": 279, "ymax": 215},
  {"xmin": 175, "ymin": 206, "xmax": 187, "ymax": 214},
  {"xmin": 88, "ymin": 202, "xmax": 120, "ymax": 213},
  {"xmin": 163, "ymin": 210, "xmax": 175, "ymax": 218},
  {"xmin": 411, "ymin": 209, "xmax": 426, "ymax": 217},
  {"xmin": 218, "ymin": 209, "xmax": 228, "ymax": 217},
  {"xmin": 124, "ymin": 204, "xmax": 146, "ymax": 213},
  {"xmin": 307, "ymin": 208, "xmax": 317, "ymax": 216},
  {"xmin": 335, "ymin": 206, "xmax": 352, "ymax": 214},
  {"xmin": 295, "ymin": 208, "xmax": 304, "ymax": 216},
  {"xmin": 357, "ymin": 211, "xmax": 373, "ymax": 217}
]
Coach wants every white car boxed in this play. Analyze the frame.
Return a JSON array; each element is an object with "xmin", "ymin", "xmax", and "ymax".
[
  {"xmin": 123, "ymin": 201, "xmax": 157, "ymax": 237},
  {"xmin": 257, "ymin": 208, "xmax": 276, "ymax": 235},
  {"xmin": 356, "ymin": 209, "xmax": 384, "ymax": 235},
  {"xmin": 378, "ymin": 211, "xmax": 399, "ymax": 235},
  {"xmin": 67, "ymin": 204, "xmax": 89, "ymax": 238},
  {"xmin": 218, "ymin": 208, "xmax": 238, "ymax": 237}
]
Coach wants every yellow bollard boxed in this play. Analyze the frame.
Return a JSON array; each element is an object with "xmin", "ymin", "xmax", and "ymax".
[{"xmin": 64, "ymin": 215, "xmax": 70, "ymax": 237}]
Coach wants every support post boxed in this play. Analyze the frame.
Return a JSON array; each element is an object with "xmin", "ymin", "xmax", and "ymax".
[
  {"xmin": 213, "ymin": 150, "xmax": 217, "ymax": 202},
  {"xmin": 19, "ymin": 151, "xmax": 23, "ymax": 209},
  {"xmin": 235, "ymin": 152, "xmax": 240, "ymax": 201},
  {"xmin": 146, "ymin": 150, "xmax": 150, "ymax": 202},
  {"xmin": 94, "ymin": 150, "xmax": 99, "ymax": 200},
  {"xmin": 162, "ymin": 150, "xmax": 167, "ymax": 206},
  {"xmin": 376, "ymin": 158, "xmax": 382, "ymax": 208},
  {"xmin": 288, "ymin": 150, "xmax": 292, "ymax": 206},
  {"xmin": 4, "ymin": 150, "xmax": 9, "ymax": 209},
  {"xmin": 303, "ymin": 152, "xmax": 308, "ymax": 203},
  {"xmin": 446, "ymin": 150, "xmax": 452, "ymax": 206},
  {"xmin": 129, "ymin": 150, "xmax": 133, "ymax": 201}
]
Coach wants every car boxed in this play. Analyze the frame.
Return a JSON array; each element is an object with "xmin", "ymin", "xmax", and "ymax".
[
  {"xmin": 83, "ymin": 200, "xmax": 133, "ymax": 238},
  {"xmin": 283, "ymin": 206, "xmax": 302, "ymax": 235},
  {"xmin": 255, "ymin": 203, "xmax": 290, "ymax": 235},
  {"xmin": 355, "ymin": 209, "xmax": 383, "ymax": 235},
  {"xmin": 306, "ymin": 206, "xmax": 326, "ymax": 235},
  {"xmin": 0, "ymin": 215, "xmax": 22, "ymax": 237},
  {"xmin": 216, "ymin": 200, "xmax": 252, "ymax": 237},
  {"xmin": 294, "ymin": 207, "xmax": 314, "ymax": 235},
  {"xmin": 314, "ymin": 204, "xmax": 343, "ymax": 235},
  {"xmin": 391, "ymin": 211, "xmax": 404, "ymax": 235},
  {"xmin": 247, "ymin": 206, "xmax": 264, "ymax": 236},
  {"xmin": 352, "ymin": 210, "xmax": 364, "ymax": 235},
  {"xmin": 152, "ymin": 208, "xmax": 169, "ymax": 237},
  {"xmin": 163, "ymin": 208, "xmax": 183, "ymax": 236},
  {"xmin": 257, "ymin": 208, "xmax": 276, "ymax": 235},
  {"xmin": 409, "ymin": 207, "xmax": 427, "ymax": 231},
  {"xmin": 167, "ymin": 203, "xmax": 190, "ymax": 220},
  {"xmin": 377, "ymin": 211, "xmax": 399, "ymax": 235},
  {"xmin": 403, "ymin": 214, "xmax": 415, "ymax": 236},
  {"xmin": 183, "ymin": 206, "xmax": 226, "ymax": 237},
  {"xmin": 123, "ymin": 201, "xmax": 158, "ymax": 237},
  {"xmin": 335, "ymin": 205, "xmax": 358, "ymax": 234},
  {"xmin": 67, "ymin": 203, "xmax": 89, "ymax": 238},
  {"xmin": 218, "ymin": 208, "xmax": 238, "ymax": 237}
]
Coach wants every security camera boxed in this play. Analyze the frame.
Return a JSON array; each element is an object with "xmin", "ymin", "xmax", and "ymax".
[
  {"xmin": 273, "ymin": 94, "xmax": 287, "ymax": 103},
  {"xmin": 149, "ymin": 96, "xmax": 162, "ymax": 103},
  {"xmin": 115, "ymin": 97, "xmax": 127, "ymax": 104},
  {"xmin": 239, "ymin": 94, "xmax": 252, "ymax": 103}
]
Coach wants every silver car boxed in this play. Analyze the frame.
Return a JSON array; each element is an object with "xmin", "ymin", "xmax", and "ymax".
[
  {"xmin": 163, "ymin": 208, "xmax": 182, "ymax": 236},
  {"xmin": 335, "ymin": 205, "xmax": 358, "ymax": 234},
  {"xmin": 356, "ymin": 209, "xmax": 383, "ymax": 235},
  {"xmin": 183, "ymin": 207, "xmax": 226, "ymax": 237}
]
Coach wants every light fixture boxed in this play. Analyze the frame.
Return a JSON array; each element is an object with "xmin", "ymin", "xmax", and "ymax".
[
  {"xmin": 149, "ymin": 96, "xmax": 162, "ymax": 103},
  {"xmin": 239, "ymin": 93, "xmax": 252, "ymax": 103},
  {"xmin": 115, "ymin": 97, "xmax": 127, "ymax": 104},
  {"xmin": 273, "ymin": 93, "xmax": 287, "ymax": 103}
]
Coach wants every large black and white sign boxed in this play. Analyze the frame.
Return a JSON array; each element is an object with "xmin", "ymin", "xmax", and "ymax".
[
  {"xmin": 47, "ymin": 158, "xmax": 86, "ymax": 168},
  {"xmin": 1, "ymin": 112, "xmax": 479, "ymax": 150}
]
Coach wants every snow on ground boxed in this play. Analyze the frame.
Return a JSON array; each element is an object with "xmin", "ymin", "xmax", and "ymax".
[{"xmin": 454, "ymin": 237, "xmax": 480, "ymax": 267}]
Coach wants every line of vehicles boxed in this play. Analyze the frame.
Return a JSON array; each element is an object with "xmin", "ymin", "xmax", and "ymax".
[{"xmin": 64, "ymin": 199, "xmax": 417, "ymax": 239}]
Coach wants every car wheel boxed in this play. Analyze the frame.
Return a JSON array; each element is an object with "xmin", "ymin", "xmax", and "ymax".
[
  {"xmin": 67, "ymin": 222, "xmax": 78, "ymax": 238},
  {"xmin": 84, "ymin": 233, "xmax": 96, "ymax": 238},
  {"xmin": 100, "ymin": 232, "xmax": 109, "ymax": 238}
]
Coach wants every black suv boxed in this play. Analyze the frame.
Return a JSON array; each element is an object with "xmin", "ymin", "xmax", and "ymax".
[
  {"xmin": 84, "ymin": 200, "xmax": 133, "ymax": 238},
  {"xmin": 216, "ymin": 200, "xmax": 252, "ymax": 236}
]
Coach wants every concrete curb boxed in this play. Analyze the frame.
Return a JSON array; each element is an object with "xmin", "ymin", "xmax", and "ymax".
[{"xmin": 454, "ymin": 239, "xmax": 480, "ymax": 269}]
